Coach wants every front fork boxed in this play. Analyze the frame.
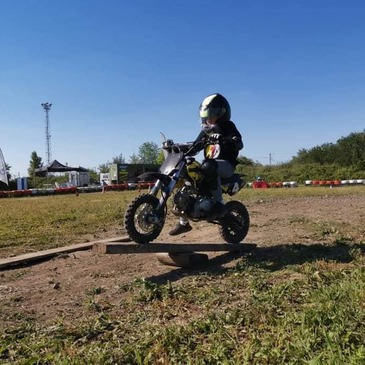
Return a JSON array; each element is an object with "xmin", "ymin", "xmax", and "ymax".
[
  {"xmin": 150, "ymin": 162, "xmax": 185, "ymax": 209},
  {"xmin": 149, "ymin": 180, "xmax": 163, "ymax": 197}
]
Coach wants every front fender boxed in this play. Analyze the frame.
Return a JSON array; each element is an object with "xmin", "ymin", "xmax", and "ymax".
[{"xmin": 138, "ymin": 172, "xmax": 171, "ymax": 186}]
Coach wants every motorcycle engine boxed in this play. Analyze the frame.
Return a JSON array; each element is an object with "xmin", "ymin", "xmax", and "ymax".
[
  {"xmin": 172, "ymin": 185, "xmax": 215, "ymax": 219},
  {"xmin": 172, "ymin": 187, "xmax": 195, "ymax": 214}
]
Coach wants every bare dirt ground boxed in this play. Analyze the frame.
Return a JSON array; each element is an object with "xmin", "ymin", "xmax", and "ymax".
[{"xmin": 1, "ymin": 193, "xmax": 364, "ymax": 328}]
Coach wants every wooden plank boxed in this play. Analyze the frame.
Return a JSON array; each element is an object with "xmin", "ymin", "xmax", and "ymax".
[
  {"xmin": 93, "ymin": 242, "xmax": 257, "ymax": 254},
  {"xmin": 0, "ymin": 236, "xmax": 131, "ymax": 270}
]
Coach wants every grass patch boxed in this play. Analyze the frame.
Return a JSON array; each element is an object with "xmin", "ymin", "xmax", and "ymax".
[
  {"xmin": 1, "ymin": 186, "xmax": 365, "ymax": 363},
  {"xmin": 2, "ymin": 251, "xmax": 365, "ymax": 364},
  {"xmin": 0, "ymin": 191, "xmax": 134, "ymax": 256},
  {"xmin": 238, "ymin": 185, "xmax": 365, "ymax": 202},
  {"xmin": 1, "ymin": 185, "xmax": 364, "ymax": 257}
]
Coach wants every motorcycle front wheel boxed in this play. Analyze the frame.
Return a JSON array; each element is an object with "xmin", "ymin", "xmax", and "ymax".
[
  {"xmin": 124, "ymin": 194, "xmax": 166, "ymax": 244},
  {"xmin": 219, "ymin": 200, "xmax": 250, "ymax": 243}
]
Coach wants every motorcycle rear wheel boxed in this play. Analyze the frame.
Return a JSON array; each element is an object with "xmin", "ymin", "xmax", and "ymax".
[
  {"xmin": 124, "ymin": 194, "xmax": 166, "ymax": 244},
  {"xmin": 219, "ymin": 201, "xmax": 250, "ymax": 243}
]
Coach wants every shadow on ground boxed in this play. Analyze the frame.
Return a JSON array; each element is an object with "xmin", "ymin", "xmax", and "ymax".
[{"xmin": 147, "ymin": 241, "xmax": 365, "ymax": 284}]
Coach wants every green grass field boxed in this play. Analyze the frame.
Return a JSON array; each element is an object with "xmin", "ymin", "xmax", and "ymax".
[
  {"xmin": 0, "ymin": 191, "xmax": 136, "ymax": 258},
  {"xmin": 1, "ymin": 187, "xmax": 365, "ymax": 364},
  {"xmin": 1, "ymin": 186, "xmax": 363, "ymax": 255}
]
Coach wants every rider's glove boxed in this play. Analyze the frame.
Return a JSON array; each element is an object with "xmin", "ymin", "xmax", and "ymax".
[
  {"xmin": 209, "ymin": 133, "xmax": 222, "ymax": 144},
  {"xmin": 162, "ymin": 139, "xmax": 174, "ymax": 150}
]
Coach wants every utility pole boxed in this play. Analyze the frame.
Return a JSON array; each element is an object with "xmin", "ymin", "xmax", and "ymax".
[{"xmin": 41, "ymin": 102, "xmax": 52, "ymax": 165}]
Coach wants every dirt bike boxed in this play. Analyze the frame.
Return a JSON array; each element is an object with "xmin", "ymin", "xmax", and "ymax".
[{"xmin": 124, "ymin": 134, "xmax": 250, "ymax": 244}]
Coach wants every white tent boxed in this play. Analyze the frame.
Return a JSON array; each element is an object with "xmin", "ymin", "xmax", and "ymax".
[{"xmin": 0, "ymin": 148, "xmax": 8, "ymax": 185}]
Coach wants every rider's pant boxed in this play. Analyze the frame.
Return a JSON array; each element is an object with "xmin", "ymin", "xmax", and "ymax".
[{"xmin": 201, "ymin": 159, "xmax": 235, "ymax": 202}]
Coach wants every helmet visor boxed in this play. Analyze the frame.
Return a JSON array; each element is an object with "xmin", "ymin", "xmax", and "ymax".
[{"xmin": 199, "ymin": 107, "xmax": 221, "ymax": 122}]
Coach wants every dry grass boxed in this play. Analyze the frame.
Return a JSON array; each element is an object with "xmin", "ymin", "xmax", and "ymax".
[
  {"xmin": 1, "ymin": 186, "xmax": 365, "ymax": 363},
  {"xmin": 1, "ymin": 186, "xmax": 364, "ymax": 258},
  {"xmin": 0, "ymin": 191, "xmax": 137, "ymax": 258}
]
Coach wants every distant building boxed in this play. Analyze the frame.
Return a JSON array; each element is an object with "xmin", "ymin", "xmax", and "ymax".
[{"xmin": 109, "ymin": 163, "xmax": 159, "ymax": 184}]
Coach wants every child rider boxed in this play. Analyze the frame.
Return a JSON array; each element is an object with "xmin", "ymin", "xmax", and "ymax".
[{"xmin": 169, "ymin": 93, "xmax": 243, "ymax": 236}]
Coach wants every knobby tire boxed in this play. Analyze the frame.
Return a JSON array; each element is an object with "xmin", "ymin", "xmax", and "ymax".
[
  {"xmin": 219, "ymin": 201, "xmax": 250, "ymax": 243},
  {"xmin": 124, "ymin": 194, "xmax": 165, "ymax": 244}
]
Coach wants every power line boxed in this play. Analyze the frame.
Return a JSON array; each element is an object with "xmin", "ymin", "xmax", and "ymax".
[{"xmin": 254, "ymin": 153, "xmax": 275, "ymax": 165}]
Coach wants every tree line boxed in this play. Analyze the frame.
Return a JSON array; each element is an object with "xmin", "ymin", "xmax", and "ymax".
[
  {"xmin": 236, "ymin": 130, "xmax": 365, "ymax": 183},
  {"xmin": 1, "ymin": 130, "xmax": 364, "ymax": 190}
]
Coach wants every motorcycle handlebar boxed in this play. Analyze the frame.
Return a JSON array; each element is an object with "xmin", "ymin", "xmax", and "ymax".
[{"xmin": 162, "ymin": 140, "xmax": 202, "ymax": 156}]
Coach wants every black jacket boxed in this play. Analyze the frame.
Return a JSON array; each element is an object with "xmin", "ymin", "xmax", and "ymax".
[{"xmin": 194, "ymin": 120, "xmax": 243, "ymax": 165}]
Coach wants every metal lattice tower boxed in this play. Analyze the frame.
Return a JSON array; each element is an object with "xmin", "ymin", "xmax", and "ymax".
[{"xmin": 41, "ymin": 102, "xmax": 52, "ymax": 164}]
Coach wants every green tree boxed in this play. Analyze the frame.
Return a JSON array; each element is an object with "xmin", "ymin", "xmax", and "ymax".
[
  {"xmin": 156, "ymin": 150, "xmax": 165, "ymax": 164},
  {"xmin": 237, "ymin": 155, "xmax": 255, "ymax": 166},
  {"xmin": 129, "ymin": 153, "xmax": 140, "ymax": 164},
  {"xmin": 292, "ymin": 130, "xmax": 365, "ymax": 168},
  {"xmin": 137, "ymin": 142, "xmax": 159, "ymax": 164},
  {"xmin": 98, "ymin": 163, "xmax": 110, "ymax": 173},
  {"xmin": 111, "ymin": 153, "xmax": 126, "ymax": 164},
  {"xmin": 5, "ymin": 162, "xmax": 11, "ymax": 181},
  {"xmin": 28, "ymin": 151, "xmax": 43, "ymax": 177},
  {"xmin": 98, "ymin": 153, "xmax": 126, "ymax": 173},
  {"xmin": 88, "ymin": 168, "xmax": 99, "ymax": 184},
  {"xmin": 336, "ymin": 131, "xmax": 365, "ymax": 168}
]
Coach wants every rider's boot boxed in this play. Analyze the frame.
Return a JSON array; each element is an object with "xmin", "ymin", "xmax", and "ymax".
[
  {"xmin": 211, "ymin": 201, "xmax": 228, "ymax": 219},
  {"xmin": 169, "ymin": 222, "xmax": 192, "ymax": 236}
]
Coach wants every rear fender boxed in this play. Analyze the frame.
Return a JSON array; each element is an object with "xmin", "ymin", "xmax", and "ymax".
[{"xmin": 221, "ymin": 174, "xmax": 246, "ymax": 196}]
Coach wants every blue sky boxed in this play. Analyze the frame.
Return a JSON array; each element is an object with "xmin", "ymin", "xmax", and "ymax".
[{"xmin": 1, "ymin": 0, "xmax": 364, "ymax": 177}]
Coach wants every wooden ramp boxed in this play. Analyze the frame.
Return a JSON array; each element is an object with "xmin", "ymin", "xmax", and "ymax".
[
  {"xmin": 0, "ymin": 237, "xmax": 256, "ymax": 270},
  {"xmin": 93, "ymin": 241, "xmax": 257, "ymax": 269},
  {"xmin": 0, "ymin": 236, "xmax": 131, "ymax": 270},
  {"xmin": 93, "ymin": 242, "xmax": 257, "ymax": 254}
]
